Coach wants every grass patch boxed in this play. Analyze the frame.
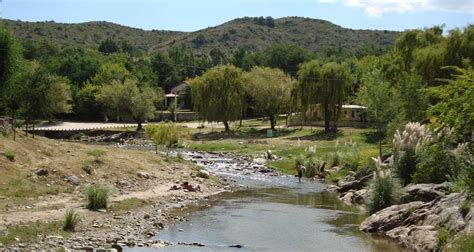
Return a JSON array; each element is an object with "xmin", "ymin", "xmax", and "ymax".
[
  {"xmin": 0, "ymin": 178, "xmax": 66, "ymax": 198},
  {"xmin": 446, "ymin": 234, "xmax": 474, "ymax": 252},
  {"xmin": 110, "ymin": 198, "xmax": 149, "ymax": 212},
  {"xmin": 368, "ymin": 176, "xmax": 402, "ymax": 214},
  {"xmin": 436, "ymin": 225, "xmax": 449, "ymax": 247},
  {"xmin": 460, "ymin": 199, "xmax": 471, "ymax": 216},
  {"xmin": 4, "ymin": 151, "xmax": 15, "ymax": 161},
  {"xmin": 0, "ymin": 221, "xmax": 70, "ymax": 245},
  {"xmin": 84, "ymin": 184, "xmax": 113, "ymax": 210},
  {"xmin": 63, "ymin": 209, "xmax": 80, "ymax": 231},
  {"xmin": 86, "ymin": 149, "xmax": 106, "ymax": 163}
]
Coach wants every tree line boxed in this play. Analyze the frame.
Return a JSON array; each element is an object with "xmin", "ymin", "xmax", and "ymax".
[{"xmin": 1, "ymin": 22, "xmax": 473, "ymax": 141}]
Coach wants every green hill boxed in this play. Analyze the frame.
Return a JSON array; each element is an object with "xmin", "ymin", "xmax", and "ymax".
[{"xmin": 3, "ymin": 16, "xmax": 399, "ymax": 54}]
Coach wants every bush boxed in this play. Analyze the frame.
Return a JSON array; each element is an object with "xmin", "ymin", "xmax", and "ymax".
[
  {"xmin": 436, "ymin": 225, "xmax": 449, "ymax": 247},
  {"xmin": 84, "ymin": 184, "xmax": 112, "ymax": 210},
  {"xmin": 368, "ymin": 175, "xmax": 402, "ymax": 214},
  {"xmin": 412, "ymin": 143, "xmax": 460, "ymax": 184},
  {"xmin": 81, "ymin": 163, "xmax": 94, "ymax": 175},
  {"xmin": 63, "ymin": 208, "xmax": 80, "ymax": 231},
  {"xmin": 86, "ymin": 149, "xmax": 105, "ymax": 163},
  {"xmin": 446, "ymin": 234, "xmax": 474, "ymax": 252},
  {"xmin": 4, "ymin": 151, "xmax": 15, "ymax": 161},
  {"xmin": 327, "ymin": 152, "xmax": 342, "ymax": 167}
]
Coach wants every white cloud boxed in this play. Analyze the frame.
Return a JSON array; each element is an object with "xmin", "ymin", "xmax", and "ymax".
[{"xmin": 319, "ymin": 0, "xmax": 474, "ymax": 17}]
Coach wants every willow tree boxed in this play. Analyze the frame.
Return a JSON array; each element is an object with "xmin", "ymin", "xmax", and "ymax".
[
  {"xmin": 189, "ymin": 64, "xmax": 245, "ymax": 132},
  {"xmin": 297, "ymin": 61, "xmax": 351, "ymax": 132},
  {"xmin": 244, "ymin": 67, "xmax": 293, "ymax": 130}
]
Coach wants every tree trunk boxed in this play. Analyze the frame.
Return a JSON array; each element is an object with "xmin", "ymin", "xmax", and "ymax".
[
  {"xmin": 32, "ymin": 120, "xmax": 35, "ymax": 138},
  {"xmin": 136, "ymin": 119, "xmax": 142, "ymax": 131},
  {"xmin": 324, "ymin": 104, "xmax": 330, "ymax": 132},
  {"xmin": 270, "ymin": 115, "xmax": 276, "ymax": 130},
  {"xmin": 25, "ymin": 120, "xmax": 28, "ymax": 136},
  {"xmin": 223, "ymin": 121, "xmax": 230, "ymax": 132},
  {"xmin": 155, "ymin": 144, "xmax": 158, "ymax": 154}
]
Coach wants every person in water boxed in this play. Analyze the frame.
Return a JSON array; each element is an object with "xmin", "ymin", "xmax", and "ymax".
[{"xmin": 296, "ymin": 163, "xmax": 305, "ymax": 182}]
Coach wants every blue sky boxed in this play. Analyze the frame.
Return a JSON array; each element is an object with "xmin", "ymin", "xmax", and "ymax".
[{"xmin": 1, "ymin": 0, "xmax": 473, "ymax": 32}]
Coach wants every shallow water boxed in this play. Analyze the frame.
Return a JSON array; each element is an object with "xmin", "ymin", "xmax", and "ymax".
[{"xmin": 128, "ymin": 152, "xmax": 402, "ymax": 252}]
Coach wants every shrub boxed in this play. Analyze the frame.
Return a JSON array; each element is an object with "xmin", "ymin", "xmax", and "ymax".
[
  {"xmin": 81, "ymin": 163, "xmax": 94, "ymax": 175},
  {"xmin": 460, "ymin": 199, "xmax": 471, "ymax": 216},
  {"xmin": 342, "ymin": 150, "xmax": 361, "ymax": 171},
  {"xmin": 84, "ymin": 184, "xmax": 112, "ymax": 210},
  {"xmin": 452, "ymin": 143, "xmax": 474, "ymax": 196},
  {"xmin": 145, "ymin": 123, "xmax": 190, "ymax": 155},
  {"xmin": 392, "ymin": 122, "xmax": 428, "ymax": 185},
  {"xmin": 412, "ymin": 143, "xmax": 460, "ymax": 184},
  {"xmin": 436, "ymin": 225, "xmax": 449, "ymax": 247},
  {"xmin": 4, "ymin": 151, "xmax": 15, "ymax": 161},
  {"xmin": 368, "ymin": 156, "xmax": 402, "ymax": 214},
  {"xmin": 327, "ymin": 152, "xmax": 342, "ymax": 167},
  {"xmin": 86, "ymin": 149, "xmax": 105, "ymax": 163},
  {"xmin": 63, "ymin": 208, "xmax": 80, "ymax": 231},
  {"xmin": 305, "ymin": 157, "xmax": 319, "ymax": 178},
  {"xmin": 368, "ymin": 175, "xmax": 402, "ymax": 214},
  {"xmin": 446, "ymin": 234, "xmax": 474, "ymax": 252}
]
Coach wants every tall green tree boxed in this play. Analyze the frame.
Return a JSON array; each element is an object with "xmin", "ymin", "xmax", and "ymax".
[
  {"xmin": 297, "ymin": 61, "xmax": 352, "ymax": 132},
  {"xmin": 428, "ymin": 67, "xmax": 474, "ymax": 140},
  {"xmin": 189, "ymin": 64, "xmax": 245, "ymax": 132},
  {"xmin": 0, "ymin": 26, "xmax": 21, "ymax": 115},
  {"xmin": 96, "ymin": 78, "xmax": 162, "ymax": 130},
  {"xmin": 261, "ymin": 44, "xmax": 309, "ymax": 76},
  {"xmin": 244, "ymin": 67, "xmax": 293, "ymax": 129}
]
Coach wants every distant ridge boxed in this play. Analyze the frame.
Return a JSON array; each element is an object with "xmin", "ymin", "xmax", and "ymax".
[{"xmin": 3, "ymin": 16, "xmax": 399, "ymax": 54}]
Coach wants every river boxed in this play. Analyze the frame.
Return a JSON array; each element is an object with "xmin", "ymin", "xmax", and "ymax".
[{"xmin": 128, "ymin": 151, "xmax": 402, "ymax": 252}]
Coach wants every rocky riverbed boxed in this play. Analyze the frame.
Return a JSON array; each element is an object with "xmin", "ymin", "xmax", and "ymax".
[{"xmin": 326, "ymin": 169, "xmax": 474, "ymax": 251}]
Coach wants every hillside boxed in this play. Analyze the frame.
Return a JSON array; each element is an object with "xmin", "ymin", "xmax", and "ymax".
[{"xmin": 3, "ymin": 17, "xmax": 399, "ymax": 54}]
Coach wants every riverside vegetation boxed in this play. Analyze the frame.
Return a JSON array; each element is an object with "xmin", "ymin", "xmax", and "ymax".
[{"xmin": 0, "ymin": 16, "xmax": 473, "ymax": 251}]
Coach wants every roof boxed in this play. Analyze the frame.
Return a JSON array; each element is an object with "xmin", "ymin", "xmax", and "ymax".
[
  {"xmin": 342, "ymin": 105, "xmax": 367, "ymax": 109},
  {"xmin": 170, "ymin": 81, "xmax": 189, "ymax": 94}
]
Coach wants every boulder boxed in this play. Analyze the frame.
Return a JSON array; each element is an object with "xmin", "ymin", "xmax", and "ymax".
[
  {"xmin": 386, "ymin": 225, "xmax": 439, "ymax": 251},
  {"xmin": 353, "ymin": 189, "xmax": 369, "ymax": 204},
  {"xmin": 336, "ymin": 174, "xmax": 372, "ymax": 193},
  {"xmin": 253, "ymin": 157, "xmax": 267, "ymax": 165},
  {"xmin": 34, "ymin": 169, "xmax": 49, "ymax": 176},
  {"xmin": 401, "ymin": 182, "xmax": 451, "ymax": 203},
  {"xmin": 137, "ymin": 172, "xmax": 151, "ymax": 179},
  {"xmin": 197, "ymin": 170, "xmax": 210, "ymax": 179},
  {"xmin": 67, "ymin": 175, "xmax": 80, "ymax": 185},
  {"xmin": 360, "ymin": 201, "xmax": 424, "ymax": 233}
]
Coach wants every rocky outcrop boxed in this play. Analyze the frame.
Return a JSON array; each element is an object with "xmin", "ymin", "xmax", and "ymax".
[
  {"xmin": 336, "ymin": 174, "xmax": 372, "ymax": 193},
  {"xmin": 400, "ymin": 182, "xmax": 451, "ymax": 203},
  {"xmin": 360, "ymin": 192, "xmax": 473, "ymax": 251}
]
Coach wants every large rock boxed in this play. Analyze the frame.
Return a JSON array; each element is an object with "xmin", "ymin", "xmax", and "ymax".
[
  {"xmin": 386, "ymin": 225, "xmax": 439, "ymax": 251},
  {"xmin": 360, "ymin": 201, "xmax": 424, "ymax": 233},
  {"xmin": 67, "ymin": 175, "xmax": 80, "ymax": 185},
  {"xmin": 401, "ymin": 182, "xmax": 451, "ymax": 203},
  {"xmin": 197, "ymin": 169, "xmax": 210, "ymax": 179},
  {"xmin": 336, "ymin": 174, "xmax": 372, "ymax": 193},
  {"xmin": 361, "ymin": 192, "xmax": 471, "ymax": 251}
]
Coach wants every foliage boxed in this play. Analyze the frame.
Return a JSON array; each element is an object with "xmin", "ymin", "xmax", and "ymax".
[
  {"xmin": 427, "ymin": 67, "xmax": 474, "ymax": 138},
  {"xmin": 189, "ymin": 64, "xmax": 245, "ymax": 131},
  {"xmin": 260, "ymin": 43, "xmax": 309, "ymax": 75},
  {"xmin": 4, "ymin": 151, "xmax": 15, "ymax": 161},
  {"xmin": 145, "ymin": 123, "xmax": 190, "ymax": 154},
  {"xmin": 368, "ymin": 175, "xmax": 402, "ymax": 214},
  {"xmin": 244, "ymin": 67, "xmax": 293, "ymax": 129},
  {"xmin": 297, "ymin": 61, "xmax": 352, "ymax": 131},
  {"xmin": 355, "ymin": 69, "xmax": 402, "ymax": 130},
  {"xmin": 436, "ymin": 225, "xmax": 449, "ymax": 247},
  {"xmin": 63, "ymin": 208, "xmax": 80, "ymax": 231},
  {"xmin": 451, "ymin": 143, "xmax": 474, "ymax": 196},
  {"xmin": 84, "ymin": 184, "xmax": 113, "ymax": 210},
  {"xmin": 86, "ymin": 149, "xmax": 106, "ymax": 163},
  {"xmin": 412, "ymin": 143, "xmax": 460, "ymax": 184},
  {"xmin": 0, "ymin": 26, "xmax": 21, "ymax": 114},
  {"xmin": 392, "ymin": 122, "xmax": 430, "ymax": 185},
  {"xmin": 445, "ymin": 234, "xmax": 474, "ymax": 252},
  {"xmin": 96, "ymin": 78, "xmax": 162, "ymax": 130}
]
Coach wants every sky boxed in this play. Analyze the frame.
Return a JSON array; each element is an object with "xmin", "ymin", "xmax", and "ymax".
[{"xmin": 1, "ymin": 0, "xmax": 473, "ymax": 32}]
